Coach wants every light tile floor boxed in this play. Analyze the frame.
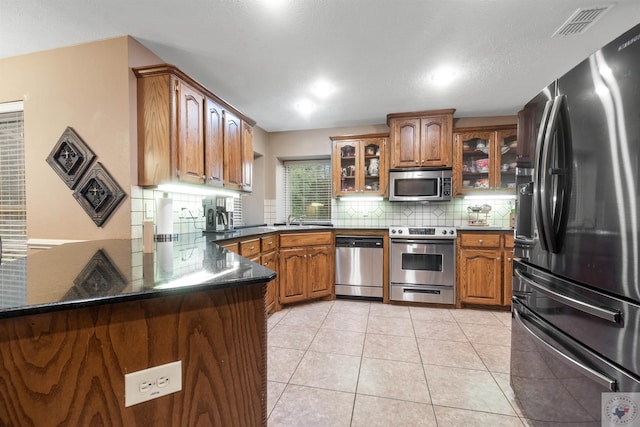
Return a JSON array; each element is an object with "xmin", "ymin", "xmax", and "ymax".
[{"xmin": 267, "ymin": 299, "xmax": 529, "ymax": 427}]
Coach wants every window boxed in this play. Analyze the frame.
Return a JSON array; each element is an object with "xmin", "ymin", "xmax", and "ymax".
[
  {"xmin": 0, "ymin": 102, "xmax": 26, "ymax": 308},
  {"xmin": 0, "ymin": 102, "xmax": 26, "ymax": 262},
  {"xmin": 283, "ymin": 160, "xmax": 331, "ymax": 223}
]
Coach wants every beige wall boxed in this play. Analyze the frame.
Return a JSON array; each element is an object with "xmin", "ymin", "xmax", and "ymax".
[{"xmin": 0, "ymin": 36, "xmax": 161, "ymax": 241}]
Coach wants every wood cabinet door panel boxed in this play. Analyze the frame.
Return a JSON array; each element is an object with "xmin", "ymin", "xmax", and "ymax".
[
  {"xmin": 421, "ymin": 116, "xmax": 451, "ymax": 167},
  {"xmin": 459, "ymin": 249, "xmax": 502, "ymax": 305},
  {"xmin": 307, "ymin": 246, "xmax": 333, "ymax": 298},
  {"xmin": 503, "ymin": 250, "xmax": 514, "ymax": 306},
  {"xmin": 177, "ymin": 81, "xmax": 205, "ymax": 184},
  {"xmin": 242, "ymin": 121, "xmax": 253, "ymax": 192},
  {"xmin": 223, "ymin": 111, "xmax": 243, "ymax": 190},
  {"xmin": 392, "ymin": 118, "xmax": 421, "ymax": 168},
  {"xmin": 205, "ymin": 98, "xmax": 224, "ymax": 187},
  {"xmin": 279, "ymin": 248, "xmax": 307, "ymax": 304},
  {"xmin": 262, "ymin": 251, "xmax": 279, "ymax": 313}
]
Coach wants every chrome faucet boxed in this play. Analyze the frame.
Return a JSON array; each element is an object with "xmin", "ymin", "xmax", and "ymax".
[{"xmin": 286, "ymin": 214, "xmax": 304, "ymax": 226}]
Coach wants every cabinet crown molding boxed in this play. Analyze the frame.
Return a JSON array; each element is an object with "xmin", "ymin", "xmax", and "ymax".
[
  {"xmin": 386, "ymin": 108, "xmax": 456, "ymax": 125},
  {"xmin": 133, "ymin": 63, "xmax": 256, "ymax": 126}
]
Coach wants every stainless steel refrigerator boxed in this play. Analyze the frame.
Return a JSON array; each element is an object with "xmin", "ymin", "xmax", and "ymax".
[{"xmin": 512, "ymin": 22, "xmax": 640, "ymax": 426}]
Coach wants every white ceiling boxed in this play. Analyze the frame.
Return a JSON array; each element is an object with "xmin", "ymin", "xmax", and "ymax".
[{"xmin": 2, "ymin": 0, "xmax": 639, "ymax": 132}]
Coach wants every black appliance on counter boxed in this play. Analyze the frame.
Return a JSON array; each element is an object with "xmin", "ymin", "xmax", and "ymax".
[{"xmin": 511, "ymin": 22, "xmax": 640, "ymax": 426}]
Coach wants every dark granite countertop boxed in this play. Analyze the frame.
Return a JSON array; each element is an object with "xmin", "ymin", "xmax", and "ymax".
[{"xmin": 0, "ymin": 234, "xmax": 276, "ymax": 319}]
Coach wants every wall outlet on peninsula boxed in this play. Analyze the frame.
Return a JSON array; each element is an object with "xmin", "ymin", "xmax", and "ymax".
[{"xmin": 124, "ymin": 361, "xmax": 182, "ymax": 407}]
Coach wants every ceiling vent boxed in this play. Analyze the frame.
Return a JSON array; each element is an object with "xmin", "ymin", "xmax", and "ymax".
[{"xmin": 552, "ymin": 5, "xmax": 614, "ymax": 37}]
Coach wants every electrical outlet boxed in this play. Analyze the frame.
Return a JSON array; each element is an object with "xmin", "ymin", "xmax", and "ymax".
[{"xmin": 124, "ymin": 361, "xmax": 182, "ymax": 407}]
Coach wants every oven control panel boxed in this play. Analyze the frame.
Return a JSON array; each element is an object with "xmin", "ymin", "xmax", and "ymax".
[{"xmin": 389, "ymin": 226, "xmax": 457, "ymax": 239}]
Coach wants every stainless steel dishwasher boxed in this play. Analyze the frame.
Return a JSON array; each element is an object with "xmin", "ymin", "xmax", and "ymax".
[{"xmin": 335, "ymin": 236, "xmax": 383, "ymax": 299}]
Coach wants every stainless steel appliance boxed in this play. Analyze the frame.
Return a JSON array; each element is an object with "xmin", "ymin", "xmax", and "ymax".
[
  {"xmin": 512, "ymin": 22, "xmax": 640, "ymax": 426},
  {"xmin": 388, "ymin": 168, "xmax": 452, "ymax": 202},
  {"xmin": 335, "ymin": 236, "xmax": 383, "ymax": 299},
  {"xmin": 389, "ymin": 226, "xmax": 456, "ymax": 304},
  {"xmin": 203, "ymin": 197, "xmax": 234, "ymax": 233}
]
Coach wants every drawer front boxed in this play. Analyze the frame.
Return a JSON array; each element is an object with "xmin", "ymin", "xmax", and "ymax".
[
  {"xmin": 503, "ymin": 233, "xmax": 514, "ymax": 249},
  {"xmin": 280, "ymin": 232, "xmax": 333, "ymax": 248},
  {"xmin": 460, "ymin": 233, "xmax": 501, "ymax": 248},
  {"xmin": 220, "ymin": 242, "xmax": 239, "ymax": 254},
  {"xmin": 240, "ymin": 239, "xmax": 261, "ymax": 258},
  {"xmin": 261, "ymin": 234, "xmax": 278, "ymax": 252}
]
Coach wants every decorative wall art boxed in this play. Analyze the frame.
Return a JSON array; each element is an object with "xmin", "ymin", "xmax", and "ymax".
[
  {"xmin": 72, "ymin": 162, "xmax": 126, "ymax": 227},
  {"xmin": 47, "ymin": 127, "xmax": 127, "ymax": 227},
  {"xmin": 46, "ymin": 127, "xmax": 96, "ymax": 189}
]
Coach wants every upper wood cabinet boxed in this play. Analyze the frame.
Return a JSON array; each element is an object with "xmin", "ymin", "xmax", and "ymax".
[
  {"xmin": 453, "ymin": 124, "xmax": 517, "ymax": 195},
  {"xmin": 330, "ymin": 133, "xmax": 388, "ymax": 198},
  {"xmin": 387, "ymin": 109, "xmax": 455, "ymax": 169},
  {"xmin": 133, "ymin": 64, "xmax": 256, "ymax": 191},
  {"xmin": 204, "ymin": 98, "xmax": 224, "ymax": 187}
]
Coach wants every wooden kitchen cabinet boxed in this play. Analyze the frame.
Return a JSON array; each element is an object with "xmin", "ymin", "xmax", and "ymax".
[
  {"xmin": 330, "ymin": 133, "xmax": 388, "ymax": 197},
  {"xmin": 387, "ymin": 109, "xmax": 455, "ymax": 169},
  {"xmin": 279, "ymin": 232, "xmax": 334, "ymax": 305},
  {"xmin": 204, "ymin": 98, "xmax": 224, "ymax": 187},
  {"xmin": 133, "ymin": 64, "xmax": 256, "ymax": 191},
  {"xmin": 502, "ymin": 233, "xmax": 515, "ymax": 306},
  {"xmin": 261, "ymin": 234, "xmax": 280, "ymax": 314},
  {"xmin": 457, "ymin": 231, "xmax": 513, "ymax": 307},
  {"xmin": 453, "ymin": 125, "xmax": 517, "ymax": 195}
]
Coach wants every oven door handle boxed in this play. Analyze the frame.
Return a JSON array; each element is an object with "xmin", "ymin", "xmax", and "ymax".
[{"xmin": 390, "ymin": 239, "xmax": 453, "ymax": 244}]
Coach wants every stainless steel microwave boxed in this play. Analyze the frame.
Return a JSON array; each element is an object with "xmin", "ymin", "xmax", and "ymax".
[{"xmin": 388, "ymin": 168, "xmax": 452, "ymax": 202}]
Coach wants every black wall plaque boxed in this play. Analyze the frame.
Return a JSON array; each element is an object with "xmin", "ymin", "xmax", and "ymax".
[
  {"xmin": 73, "ymin": 162, "xmax": 126, "ymax": 227},
  {"xmin": 46, "ymin": 127, "xmax": 96, "ymax": 189}
]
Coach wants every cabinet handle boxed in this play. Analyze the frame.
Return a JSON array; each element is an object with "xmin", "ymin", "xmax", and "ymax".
[
  {"xmin": 415, "ymin": 160, "xmax": 419, "ymax": 164},
  {"xmin": 478, "ymin": 239, "xmax": 484, "ymax": 244},
  {"xmin": 507, "ymin": 258, "xmax": 512, "ymax": 261},
  {"xmin": 250, "ymin": 246, "xmax": 255, "ymax": 250},
  {"xmin": 202, "ymin": 175, "xmax": 206, "ymax": 180},
  {"xmin": 496, "ymin": 257, "xmax": 501, "ymax": 261}
]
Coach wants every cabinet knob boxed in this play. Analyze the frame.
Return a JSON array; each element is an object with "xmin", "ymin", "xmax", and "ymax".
[
  {"xmin": 497, "ymin": 257, "xmax": 501, "ymax": 261},
  {"xmin": 202, "ymin": 175, "xmax": 206, "ymax": 180},
  {"xmin": 478, "ymin": 239, "xmax": 484, "ymax": 244},
  {"xmin": 250, "ymin": 246, "xmax": 255, "ymax": 250},
  {"xmin": 415, "ymin": 160, "xmax": 419, "ymax": 164},
  {"xmin": 507, "ymin": 258, "xmax": 512, "ymax": 261}
]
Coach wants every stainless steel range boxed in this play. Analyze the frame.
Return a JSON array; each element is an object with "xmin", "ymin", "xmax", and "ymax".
[{"xmin": 389, "ymin": 226, "xmax": 456, "ymax": 304}]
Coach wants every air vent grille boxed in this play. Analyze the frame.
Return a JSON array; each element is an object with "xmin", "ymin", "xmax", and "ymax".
[{"xmin": 552, "ymin": 5, "xmax": 613, "ymax": 37}]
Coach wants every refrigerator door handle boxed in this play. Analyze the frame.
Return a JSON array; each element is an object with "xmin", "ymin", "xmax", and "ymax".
[
  {"xmin": 534, "ymin": 99, "xmax": 555, "ymax": 252},
  {"xmin": 513, "ymin": 307, "xmax": 617, "ymax": 391},
  {"xmin": 538, "ymin": 95, "xmax": 573, "ymax": 254},
  {"xmin": 515, "ymin": 269, "xmax": 621, "ymax": 323}
]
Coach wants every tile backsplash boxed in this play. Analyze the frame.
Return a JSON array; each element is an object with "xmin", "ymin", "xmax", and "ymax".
[
  {"xmin": 265, "ymin": 197, "xmax": 515, "ymax": 229},
  {"xmin": 132, "ymin": 186, "xmax": 515, "ymax": 239}
]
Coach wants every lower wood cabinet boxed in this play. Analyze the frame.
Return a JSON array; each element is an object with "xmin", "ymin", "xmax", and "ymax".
[
  {"xmin": 457, "ymin": 231, "xmax": 514, "ymax": 307},
  {"xmin": 279, "ymin": 232, "xmax": 334, "ymax": 305}
]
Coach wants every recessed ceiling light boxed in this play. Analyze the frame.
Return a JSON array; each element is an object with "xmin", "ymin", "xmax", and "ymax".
[
  {"xmin": 295, "ymin": 99, "xmax": 315, "ymax": 115},
  {"xmin": 430, "ymin": 68, "xmax": 457, "ymax": 86},
  {"xmin": 311, "ymin": 80, "xmax": 334, "ymax": 98}
]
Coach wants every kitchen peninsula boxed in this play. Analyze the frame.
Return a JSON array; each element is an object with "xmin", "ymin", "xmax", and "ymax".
[{"xmin": 0, "ymin": 236, "xmax": 275, "ymax": 426}]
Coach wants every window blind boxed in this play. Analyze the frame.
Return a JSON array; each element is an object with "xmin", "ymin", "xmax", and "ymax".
[
  {"xmin": 283, "ymin": 160, "xmax": 332, "ymax": 223},
  {"xmin": 0, "ymin": 106, "xmax": 27, "ymax": 308},
  {"xmin": 0, "ymin": 109, "xmax": 26, "ymax": 262}
]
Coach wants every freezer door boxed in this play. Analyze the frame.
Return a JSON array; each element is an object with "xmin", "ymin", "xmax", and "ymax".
[
  {"xmin": 513, "ymin": 260, "xmax": 640, "ymax": 378},
  {"xmin": 543, "ymin": 23, "xmax": 640, "ymax": 301},
  {"xmin": 511, "ymin": 300, "xmax": 640, "ymax": 426}
]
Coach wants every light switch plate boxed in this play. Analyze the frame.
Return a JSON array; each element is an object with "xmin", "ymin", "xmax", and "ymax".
[{"xmin": 124, "ymin": 361, "xmax": 182, "ymax": 407}]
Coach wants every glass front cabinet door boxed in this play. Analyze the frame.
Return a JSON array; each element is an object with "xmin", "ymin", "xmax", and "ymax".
[
  {"xmin": 454, "ymin": 125, "xmax": 517, "ymax": 195},
  {"xmin": 331, "ymin": 133, "xmax": 388, "ymax": 198}
]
